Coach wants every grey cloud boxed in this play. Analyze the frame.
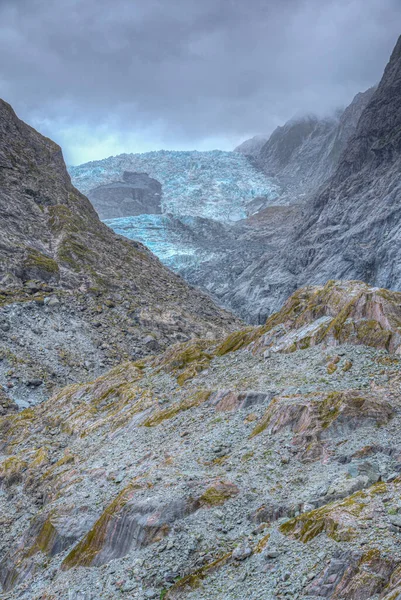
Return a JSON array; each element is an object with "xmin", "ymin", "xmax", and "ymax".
[{"xmin": 0, "ymin": 0, "xmax": 399, "ymax": 163}]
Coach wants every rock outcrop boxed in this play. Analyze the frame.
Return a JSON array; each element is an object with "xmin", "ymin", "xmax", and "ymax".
[
  {"xmin": 289, "ymin": 35, "xmax": 401, "ymax": 289},
  {"xmin": 87, "ymin": 171, "xmax": 162, "ymax": 219}
]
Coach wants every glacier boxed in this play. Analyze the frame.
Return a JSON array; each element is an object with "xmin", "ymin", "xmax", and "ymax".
[
  {"xmin": 104, "ymin": 213, "xmax": 231, "ymax": 272},
  {"xmin": 69, "ymin": 149, "xmax": 281, "ymax": 224},
  {"xmin": 69, "ymin": 149, "xmax": 285, "ymax": 278}
]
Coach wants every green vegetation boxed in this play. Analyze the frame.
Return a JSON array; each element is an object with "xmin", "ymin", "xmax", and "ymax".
[
  {"xmin": 23, "ymin": 247, "xmax": 59, "ymax": 276},
  {"xmin": 198, "ymin": 482, "xmax": 239, "ymax": 507},
  {"xmin": 143, "ymin": 391, "xmax": 211, "ymax": 427}
]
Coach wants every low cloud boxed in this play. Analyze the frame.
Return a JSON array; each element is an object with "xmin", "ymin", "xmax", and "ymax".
[{"xmin": 0, "ymin": 0, "xmax": 399, "ymax": 164}]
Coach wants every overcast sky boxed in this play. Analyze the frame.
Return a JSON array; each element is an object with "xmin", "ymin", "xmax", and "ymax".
[{"xmin": 0, "ymin": 0, "xmax": 399, "ymax": 165}]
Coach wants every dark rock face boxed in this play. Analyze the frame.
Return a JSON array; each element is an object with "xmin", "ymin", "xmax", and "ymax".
[
  {"xmin": 257, "ymin": 87, "xmax": 375, "ymax": 201},
  {"xmin": 281, "ymin": 35, "xmax": 401, "ymax": 297},
  {"xmin": 87, "ymin": 171, "xmax": 162, "ymax": 219}
]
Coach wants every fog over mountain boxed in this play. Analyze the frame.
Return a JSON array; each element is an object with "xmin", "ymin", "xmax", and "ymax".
[{"xmin": 0, "ymin": 0, "xmax": 399, "ymax": 163}]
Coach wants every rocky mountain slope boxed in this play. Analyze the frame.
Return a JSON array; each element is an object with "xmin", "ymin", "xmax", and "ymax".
[
  {"xmin": 185, "ymin": 35, "xmax": 400, "ymax": 324},
  {"xmin": 234, "ymin": 134, "xmax": 269, "ymax": 157},
  {"xmin": 251, "ymin": 87, "xmax": 376, "ymax": 202},
  {"xmin": 3, "ymin": 280, "xmax": 401, "ymax": 599},
  {"xmin": 0, "ymin": 99, "xmax": 240, "ymax": 406}
]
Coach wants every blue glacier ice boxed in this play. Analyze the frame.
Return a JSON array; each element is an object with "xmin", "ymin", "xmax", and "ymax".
[
  {"xmin": 69, "ymin": 149, "xmax": 281, "ymax": 224},
  {"xmin": 69, "ymin": 149, "xmax": 285, "ymax": 275},
  {"xmin": 105, "ymin": 213, "xmax": 227, "ymax": 271},
  {"xmin": 105, "ymin": 214, "xmax": 194, "ymax": 268}
]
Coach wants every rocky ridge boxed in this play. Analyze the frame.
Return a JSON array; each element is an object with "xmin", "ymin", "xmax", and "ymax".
[
  {"xmin": 0, "ymin": 99, "xmax": 240, "ymax": 406},
  {"xmin": 234, "ymin": 134, "xmax": 269, "ymax": 158},
  {"xmin": 254, "ymin": 87, "xmax": 375, "ymax": 201},
  {"xmin": 239, "ymin": 33, "xmax": 401, "ymax": 318},
  {"xmin": 2, "ymin": 281, "xmax": 401, "ymax": 599}
]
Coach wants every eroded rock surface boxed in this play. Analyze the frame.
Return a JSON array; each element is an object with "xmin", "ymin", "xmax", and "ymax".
[{"xmin": 2, "ymin": 281, "xmax": 401, "ymax": 599}]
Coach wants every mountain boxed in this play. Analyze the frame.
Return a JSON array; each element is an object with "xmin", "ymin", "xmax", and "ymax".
[
  {"xmin": 3, "ymin": 280, "xmax": 401, "ymax": 599},
  {"xmin": 240, "ymin": 88, "xmax": 376, "ymax": 203},
  {"xmin": 69, "ymin": 149, "xmax": 282, "ymax": 298},
  {"xmin": 68, "ymin": 84, "xmax": 377, "ymax": 325},
  {"xmin": 293, "ymin": 35, "xmax": 401, "ymax": 287},
  {"xmin": 2, "ymin": 36, "xmax": 401, "ymax": 600},
  {"xmin": 185, "ymin": 38, "xmax": 399, "ymax": 324},
  {"xmin": 164, "ymin": 87, "xmax": 376, "ymax": 323},
  {"xmin": 232, "ymin": 35, "xmax": 401, "ymax": 319},
  {"xmin": 0, "ymin": 99, "xmax": 240, "ymax": 406}
]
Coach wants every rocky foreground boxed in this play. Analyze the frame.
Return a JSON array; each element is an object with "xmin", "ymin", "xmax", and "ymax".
[{"xmin": 2, "ymin": 280, "xmax": 401, "ymax": 599}]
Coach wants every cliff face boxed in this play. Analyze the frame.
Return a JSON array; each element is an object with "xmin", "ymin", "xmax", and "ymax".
[
  {"xmin": 287, "ymin": 35, "xmax": 401, "ymax": 292},
  {"xmin": 0, "ymin": 99, "xmax": 240, "ymax": 405},
  {"xmin": 334, "ymin": 37, "xmax": 401, "ymax": 179},
  {"xmin": 87, "ymin": 171, "xmax": 163, "ymax": 220},
  {"xmin": 256, "ymin": 87, "xmax": 375, "ymax": 201}
]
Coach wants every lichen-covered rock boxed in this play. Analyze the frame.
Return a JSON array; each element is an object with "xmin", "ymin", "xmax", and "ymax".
[
  {"xmin": 250, "ymin": 280, "xmax": 401, "ymax": 355},
  {"xmin": 0, "ymin": 389, "xmax": 17, "ymax": 416},
  {"xmin": 2, "ymin": 279, "xmax": 401, "ymax": 599},
  {"xmin": 308, "ymin": 549, "xmax": 396, "ymax": 599},
  {"xmin": 0, "ymin": 505, "xmax": 98, "ymax": 592},
  {"xmin": 209, "ymin": 389, "xmax": 272, "ymax": 412},
  {"xmin": 62, "ymin": 487, "xmax": 196, "ymax": 569},
  {"xmin": 250, "ymin": 389, "xmax": 394, "ymax": 462}
]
